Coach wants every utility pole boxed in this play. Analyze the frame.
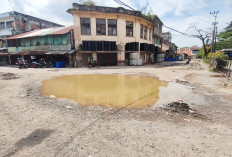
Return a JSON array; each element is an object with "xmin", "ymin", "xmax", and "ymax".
[
  {"xmin": 210, "ymin": 11, "xmax": 219, "ymax": 52},
  {"xmin": 214, "ymin": 26, "xmax": 217, "ymax": 51}
]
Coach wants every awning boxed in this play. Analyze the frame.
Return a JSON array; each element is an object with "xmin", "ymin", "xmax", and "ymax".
[
  {"xmin": 0, "ymin": 53, "xmax": 9, "ymax": 56},
  {"xmin": 45, "ymin": 49, "xmax": 76, "ymax": 55},
  {"xmin": 10, "ymin": 50, "xmax": 75, "ymax": 56},
  {"xmin": 45, "ymin": 50, "xmax": 67, "ymax": 55},
  {"xmin": 15, "ymin": 51, "xmax": 47, "ymax": 55},
  {"xmin": 66, "ymin": 50, "xmax": 75, "ymax": 54}
]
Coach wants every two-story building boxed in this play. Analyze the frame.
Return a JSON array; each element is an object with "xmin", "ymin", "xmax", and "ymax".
[
  {"xmin": 7, "ymin": 26, "xmax": 75, "ymax": 66},
  {"xmin": 0, "ymin": 11, "xmax": 63, "ymax": 48},
  {"xmin": 162, "ymin": 32, "xmax": 177, "ymax": 59},
  {"xmin": 0, "ymin": 11, "xmax": 63, "ymax": 65},
  {"xmin": 67, "ymin": 3, "xmax": 163, "ymax": 67}
]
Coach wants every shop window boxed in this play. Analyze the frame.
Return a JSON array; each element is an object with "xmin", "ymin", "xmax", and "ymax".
[
  {"xmin": 126, "ymin": 21, "xmax": 133, "ymax": 37},
  {"xmin": 144, "ymin": 26, "xmax": 147, "ymax": 40},
  {"xmin": 156, "ymin": 38, "xmax": 160, "ymax": 45},
  {"xmin": 6, "ymin": 21, "xmax": 13, "ymax": 29},
  {"xmin": 80, "ymin": 18, "xmax": 91, "ymax": 35},
  {"xmin": 96, "ymin": 18, "xmax": 106, "ymax": 35},
  {"xmin": 0, "ymin": 22, "xmax": 5, "ymax": 30},
  {"xmin": 140, "ymin": 24, "xmax": 143, "ymax": 39},
  {"xmin": 108, "ymin": 19, "xmax": 117, "ymax": 35}
]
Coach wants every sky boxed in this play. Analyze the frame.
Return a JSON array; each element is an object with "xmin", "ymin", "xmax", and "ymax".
[{"xmin": 1, "ymin": 0, "xmax": 232, "ymax": 48}]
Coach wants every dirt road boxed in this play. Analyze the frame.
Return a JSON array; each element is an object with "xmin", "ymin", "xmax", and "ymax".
[{"xmin": 0, "ymin": 59, "xmax": 232, "ymax": 157}]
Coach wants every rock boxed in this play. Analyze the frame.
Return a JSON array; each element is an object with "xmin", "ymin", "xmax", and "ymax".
[
  {"xmin": 165, "ymin": 112, "xmax": 172, "ymax": 116},
  {"xmin": 49, "ymin": 95, "xmax": 56, "ymax": 99},
  {"xmin": 66, "ymin": 105, "xmax": 72, "ymax": 109}
]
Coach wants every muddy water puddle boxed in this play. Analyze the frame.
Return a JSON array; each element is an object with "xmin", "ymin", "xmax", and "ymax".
[{"xmin": 40, "ymin": 74, "xmax": 203, "ymax": 109}]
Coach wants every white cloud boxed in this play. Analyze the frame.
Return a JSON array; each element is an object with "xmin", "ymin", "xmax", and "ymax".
[{"xmin": 0, "ymin": 0, "xmax": 231, "ymax": 48}]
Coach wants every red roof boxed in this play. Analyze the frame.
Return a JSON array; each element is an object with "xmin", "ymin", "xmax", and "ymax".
[{"xmin": 191, "ymin": 45, "xmax": 200, "ymax": 51}]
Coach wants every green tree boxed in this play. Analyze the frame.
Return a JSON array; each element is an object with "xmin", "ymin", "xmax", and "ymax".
[{"xmin": 216, "ymin": 21, "xmax": 232, "ymax": 50}]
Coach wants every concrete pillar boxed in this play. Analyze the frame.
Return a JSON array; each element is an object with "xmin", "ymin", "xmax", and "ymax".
[
  {"xmin": 68, "ymin": 54, "xmax": 74, "ymax": 67},
  {"xmin": 75, "ymin": 52, "xmax": 82, "ymax": 67},
  {"xmin": 8, "ymin": 55, "xmax": 11, "ymax": 65},
  {"xmin": 92, "ymin": 52, "xmax": 97, "ymax": 61},
  {"xmin": 145, "ymin": 53, "xmax": 147, "ymax": 63},
  {"xmin": 117, "ymin": 43, "xmax": 125, "ymax": 66}
]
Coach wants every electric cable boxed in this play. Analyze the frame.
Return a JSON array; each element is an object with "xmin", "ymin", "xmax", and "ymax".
[
  {"xmin": 12, "ymin": 0, "xmax": 24, "ymax": 13},
  {"xmin": 113, "ymin": 0, "xmax": 197, "ymax": 38},
  {"xmin": 8, "ymin": 0, "xmax": 15, "ymax": 11}
]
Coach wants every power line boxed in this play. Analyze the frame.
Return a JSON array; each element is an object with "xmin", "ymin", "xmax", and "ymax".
[
  {"xmin": 163, "ymin": 25, "xmax": 193, "ymax": 37},
  {"xmin": 12, "ymin": 0, "xmax": 24, "ymax": 13},
  {"xmin": 157, "ymin": 0, "xmax": 212, "ymax": 23},
  {"xmin": 113, "ymin": 0, "xmax": 196, "ymax": 38},
  {"xmin": 114, "ymin": 0, "xmax": 135, "ymax": 11},
  {"xmin": 8, "ymin": 0, "xmax": 15, "ymax": 11}
]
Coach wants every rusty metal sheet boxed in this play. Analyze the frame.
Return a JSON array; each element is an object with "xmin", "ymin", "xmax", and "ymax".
[
  {"xmin": 6, "ymin": 26, "xmax": 74, "ymax": 40},
  {"xmin": 46, "ymin": 50, "xmax": 67, "ymax": 55}
]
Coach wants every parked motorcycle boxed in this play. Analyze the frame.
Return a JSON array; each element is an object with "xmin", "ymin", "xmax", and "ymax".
[
  {"xmin": 16, "ymin": 59, "xmax": 29, "ymax": 69},
  {"xmin": 88, "ymin": 58, "xmax": 100, "ymax": 68},
  {"xmin": 31, "ymin": 60, "xmax": 48, "ymax": 68}
]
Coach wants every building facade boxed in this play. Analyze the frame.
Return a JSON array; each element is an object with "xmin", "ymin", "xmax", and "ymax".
[
  {"xmin": 177, "ymin": 45, "xmax": 200, "ymax": 59},
  {"xmin": 162, "ymin": 32, "xmax": 177, "ymax": 59},
  {"xmin": 7, "ymin": 26, "xmax": 75, "ymax": 66},
  {"xmin": 67, "ymin": 3, "xmax": 163, "ymax": 67},
  {"xmin": 0, "ymin": 11, "xmax": 63, "ymax": 49},
  {"xmin": 162, "ymin": 32, "xmax": 172, "ymax": 42}
]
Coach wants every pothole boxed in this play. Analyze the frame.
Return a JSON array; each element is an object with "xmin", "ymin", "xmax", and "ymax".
[{"xmin": 40, "ymin": 74, "xmax": 210, "ymax": 109}]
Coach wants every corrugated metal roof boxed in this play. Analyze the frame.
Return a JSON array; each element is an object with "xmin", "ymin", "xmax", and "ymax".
[
  {"xmin": 67, "ymin": 49, "xmax": 75, "ymax": 54},
  {"xmin": 16, "ymin": 51, "xmax": 47, "ymax": 55},
  {"xmin": 7, "ymin": 26, "xmax": 74, "ymax": 40},
  {"xmin": 46, "ymin": 50, "xmax": 67, "ymax": 55},
  {"xmin": 0, "ymin": 53, "xmax": 9, "ymax": 56},
  {"xmin": 50, "ymin": 26, "xmax": 75, "ymax": 35}
]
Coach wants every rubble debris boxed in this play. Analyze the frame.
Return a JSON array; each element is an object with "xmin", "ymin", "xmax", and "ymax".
[
  {"xmin": 166, "ymin": 102, "xmax": 190, "ymax": 114},
  {"xmin": 166, "ymin": 102, "xmax": 208, "ymax": 120},
  {"xmin": 218, "ymin": 81, "xmax": 232, "ymax": 89},
  {"xmin": 187, "ymin": 61, "xmax": 203, "ymax": 70},
  {"xmin": 0, "ymin": 72, "xmax": 20, "ymax": 80}
]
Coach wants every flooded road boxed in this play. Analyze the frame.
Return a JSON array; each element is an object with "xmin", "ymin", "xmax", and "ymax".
[{"xmin": 40, "ymin": 74, "xmax": 198, "ymax": 109}]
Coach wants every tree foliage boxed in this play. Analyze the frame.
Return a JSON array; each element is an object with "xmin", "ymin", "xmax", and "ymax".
[
  {"xmin": 215, "ymin": 21, "xmax": 232, "ymax": 50},
  {"xmin": 83, "ymin": 0, "xmax": 95, "ymax": 6}
]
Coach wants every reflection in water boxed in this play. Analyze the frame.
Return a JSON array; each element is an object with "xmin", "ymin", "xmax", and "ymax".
[{"xmin": 40, "ymin": 75, "xmax": 168, "ymax": 109}]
